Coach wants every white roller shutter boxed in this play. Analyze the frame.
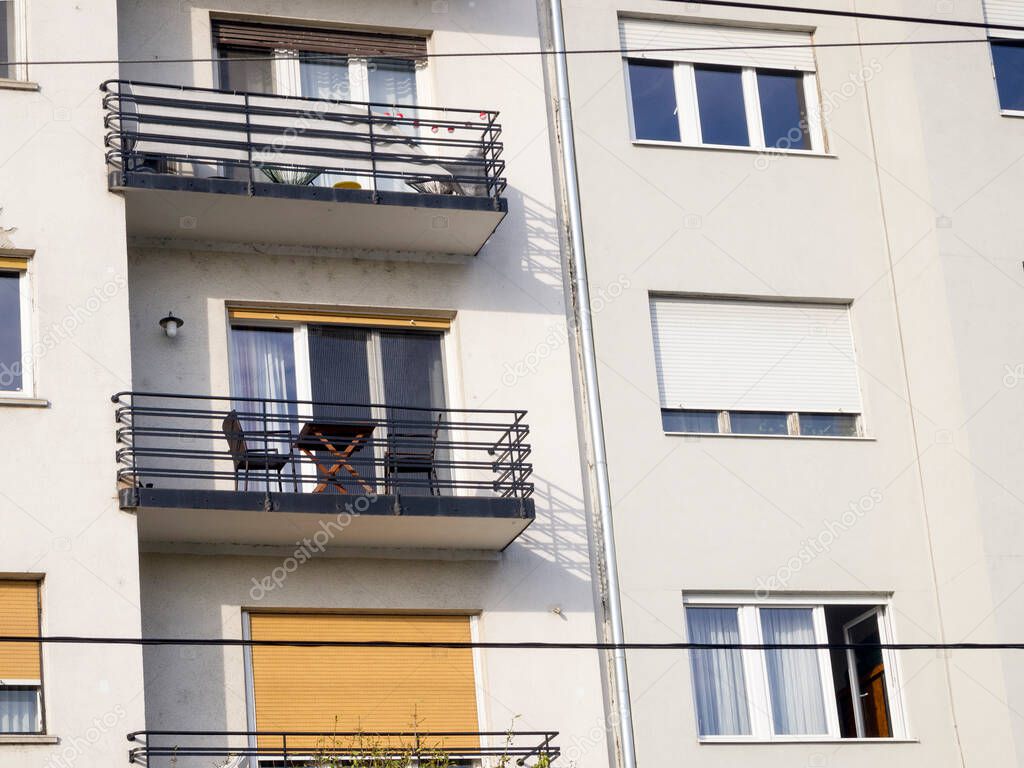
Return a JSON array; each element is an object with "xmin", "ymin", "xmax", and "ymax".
[
  {"xmin": 984, "ymin": 0, "xmax": 1024, "ymax": 39},
  {"xmin": 649, "ymin": 297, "xmax": 862, "ymax": 413},
  {"xmin": 619, "ymin": 17, "xmax": 816, "ymax": 71}
]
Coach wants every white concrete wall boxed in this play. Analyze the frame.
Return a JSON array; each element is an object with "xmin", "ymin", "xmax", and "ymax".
[
  {"xmin": 553, "ymin": 0, "xmax": 1021, "ymax": 765},
  {"xmin": 116, "ymin": 0, "xmax": 611, "ymax": 764},
  {"xmin": 0, "ymin": 2, "xmax": 147, "ymax": 768}
]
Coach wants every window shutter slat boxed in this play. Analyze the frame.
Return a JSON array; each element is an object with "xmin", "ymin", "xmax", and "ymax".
[
  {"xmin": 984, "ymin": 0, "xmax": 1024, "ymax": 39},
  {"xmin": 249, "ymin": 614, "xmax": 479, "ymax": 750},
  {"xmin": 0, "ymin": 581, "xmax": 41, "ymax": 681},
  {"xmin": 649, "ymin": 297, "xmax": 863, "ymax": 413},
  {"xmin": 213, "ymin": 21, "xmax": 428, "ymax": 59},
  {"xmin": 619, "ymin": 18, "xmax": 816, "ymax": 71}
]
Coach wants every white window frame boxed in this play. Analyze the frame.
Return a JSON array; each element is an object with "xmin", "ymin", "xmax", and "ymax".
[
  {"xmin": 0, "ymin": 680, "xmax": 43, "ymax": 734},
  {"xmin": 0, "ymin": 261, "xmax": 34, "ymax": 398},
  {"xmin": 682, "ymin": 594, "xmax": 908, "ymax": 742},
  {"xmin": 1, "ymin": 0, "xmax": 28, "ymax": 82},
  {"xmin": 625, "ymin": 59, "xmax": 825, "ymax": 154},
  {"xmin": 662, "ymin": 408, "xmax": 863, "ymax": 438},
  {"xmin": 989, "ymin": 38, "xmax": 1024, "ymax": 118}
]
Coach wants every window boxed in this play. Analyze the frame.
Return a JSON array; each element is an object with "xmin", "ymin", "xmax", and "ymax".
[
  {"xmin": 0, "ymin": 0, "xmax": 21, "ymax": 81},
  {"xmin": 620, "ymin": 18, "xmax": 824, "ymax": 152},
  {"xmin": 0, "ymin": 580, "xmax": 43, "ymax": 734},
  {"xmin": 0, "ymin": 255, "xmax": 31, "ymax": 395},
  {"xmin": 247, "ymin": 613, "xmax": 480, "ymax": 747},
  {"xmin": 227, "ymin": 310, "xmax": 449, "ymax": 494},
  {"xmin": 649, "ymin": 296, "xmax": 863, "ymax": 437},
  {"xmin": 684, "ymin": 599, "xmax": 906, "ymax": 740},
  {"xmin": 991, "ymin": 40, "xmax": 1024, "ymax": 112}
]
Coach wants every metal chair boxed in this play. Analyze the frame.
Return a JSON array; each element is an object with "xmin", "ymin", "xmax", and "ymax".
[
  {"xmin": 384, "ymin": 413, "xmax": 443, "ymax": 495},
  {"xmin": 222, "ymin": 410, "xmax": 293, "ymax": 491}
]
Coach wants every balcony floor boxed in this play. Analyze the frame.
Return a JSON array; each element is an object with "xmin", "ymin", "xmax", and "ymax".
[
  {"xmin": 115, "ymin": 173, "xmax": 507, "ymax": 256},
  {"xmin": 121, "ymin": 487, "xmax": 533, "ymax": 551}
]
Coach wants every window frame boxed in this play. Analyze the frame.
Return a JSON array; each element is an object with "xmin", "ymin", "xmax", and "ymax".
[
  {"xmin": 682, "ymin": 595, "xmax": 908, "ymax": 743},
  {"xmin": 989, "ymin": 37, "xmax": 1024, "ymax": 118},
  {"xmin": 662, "ymin": 409, "xmax": 863, "ymax": 439},
  {"xmin": 624, "ymin": 58, "xmax": 826, "ymax": 154},
  {"xmin": 0, "ymin": 577, "xmax": 45, "ymax": 735},
  {"xmin": 0, "ymin": 0, "xmax": 27, "ymax": 83},
  {"xmin": 0, "ymin": 256, "xmax": 34, "ymax": 398}
]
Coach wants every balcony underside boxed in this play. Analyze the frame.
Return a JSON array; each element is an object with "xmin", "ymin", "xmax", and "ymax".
[
  {"xmin": 116, "ymin": 174, "xmax": 507, "ymax": 256},
  {"xmin": 121, "ymin": 488, "xmax": 534, "ymax": 551}
]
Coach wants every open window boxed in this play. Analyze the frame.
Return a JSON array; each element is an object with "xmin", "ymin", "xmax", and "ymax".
[
  {"xmin": 0, "ymin": 254, "xmax": 32, "ymax": 396},
  {"xmin": 684, "ymin": 598, "xmax": 906, "ymax": 740}
]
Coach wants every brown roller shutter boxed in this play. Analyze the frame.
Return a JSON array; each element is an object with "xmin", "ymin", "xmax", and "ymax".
[
  {"xmin": 0, "ymin": 581, "xmax": 41, "ymax": 680},
  {"xmin": 213, "ymin": 20, "xmax": 428, "ymax": 59},
  {"xmin": 249, "ymin": 613, "xmax": 478, "ymax": 752}
]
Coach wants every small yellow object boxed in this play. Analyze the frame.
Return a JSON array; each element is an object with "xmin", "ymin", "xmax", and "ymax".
[{"xmin": 334, "ymin": 180, "xmax": 362, "ymax": 190}]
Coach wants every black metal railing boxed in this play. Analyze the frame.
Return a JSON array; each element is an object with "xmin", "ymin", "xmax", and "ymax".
[
  {"xmin": 113, "ymin": 392, "xmax": 533, "ymax": 499},
  {"xmin": 128, "ymin": 729, "xmax": 560, "ymax": 766},
  {"xmin": 101, "ymin": 79, "xmax": 506, "ymax": 202}
]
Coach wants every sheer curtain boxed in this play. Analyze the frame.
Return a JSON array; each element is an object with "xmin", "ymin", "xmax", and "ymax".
[
  {"xmin": 0, "ymin": 688, "xmax": 40, "ymax": 733},
  {"xmin": 760, "ymin": 608, "xmax": 828, "ymax": 735},
  {"xmin": 686, "ymin": 608, "xmax": 751, "ymax": 736},
  {"xmin": 229, "ymin": 327, "xmax": 298, "ymax": 435}
]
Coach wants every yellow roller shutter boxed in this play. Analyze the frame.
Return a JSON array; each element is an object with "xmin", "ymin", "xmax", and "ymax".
[
  {"xmin": 250, "ymin": 613, "xmax": 478, "ymax": 752},
  {"xmin": 0, "ymin": 581, "xmax": 41, "ymax": 681}
]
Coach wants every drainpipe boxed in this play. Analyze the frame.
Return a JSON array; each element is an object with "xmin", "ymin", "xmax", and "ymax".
[{"xmin": 545, "ymin": 2, "xmax": 638, "ymax": 768}]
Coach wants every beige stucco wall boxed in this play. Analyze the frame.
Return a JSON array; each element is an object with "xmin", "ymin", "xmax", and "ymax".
[
  {"xmin": 0, "ymin": 2, "xmax": 147, "ymax": 768},
  {"xmin": 552, "ymin": 0, "xmax": 1021, "ymax": 764}
]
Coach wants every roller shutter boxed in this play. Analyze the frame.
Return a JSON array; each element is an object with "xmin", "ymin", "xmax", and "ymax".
[
  {"xmin": 213, "ymin": 20, "xmax": 428, "ymax": 59},
  {"xmin": 0, "ymin": 581, "xmax": 41, "ymax": 681}
]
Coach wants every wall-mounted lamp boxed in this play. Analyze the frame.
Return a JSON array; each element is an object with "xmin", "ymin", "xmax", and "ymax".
[{"xmin": 159, "ymin": 311, "xmax": 184, "ymax": 338}]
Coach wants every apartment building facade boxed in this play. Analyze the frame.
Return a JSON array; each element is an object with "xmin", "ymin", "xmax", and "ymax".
[
  {"xmin": 0, "ymin": 2, "xmax": 610, "ymax": 768},
  {"xmin": 548, "ymin": 0, "xmax": 1024, "ymax": 765}
]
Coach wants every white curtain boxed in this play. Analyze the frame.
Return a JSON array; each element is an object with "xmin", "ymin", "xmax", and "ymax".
[
  {"xmin": 0, "ymin": 688, "xmax": 40, "ymax": 733},
  {"xmin": 760, "ymin": 608, "xmax": 828, "ymax": 735},
  {"xmin": 686, "ymin": 608, "xmax": 751, "ymax": 735},
  {"xmin": 228, "ymin": 327, "xmax": 298, "ymax": 432}
]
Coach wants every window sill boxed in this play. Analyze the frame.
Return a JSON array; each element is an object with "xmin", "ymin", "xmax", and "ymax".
[
  {"xmin": 0, "ymin": 735, "xmax": 59, "ymax": 745},
  {"xmin": 1000, "ymin": 109, "xmax": 1024, "ymax": 119},
  {"xmin": 632, "ymin": 139, "xmax": 836, "ymax": 158},
  {"xmin": 0, "ymin": 396, "xmax": 50, "ymax": 408},
  {"xmin": 698, "ymin": 737, "xmax": 917, "ymax": 744},
  {"xmin": 0, "ymin": 79, "xmax": 40, "ymax": 92},
  {"xmin": 665, "ymin": 430, "xmax": 875, "ymax": 442}
]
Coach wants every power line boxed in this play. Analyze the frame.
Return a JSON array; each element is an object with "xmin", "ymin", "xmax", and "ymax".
[
  {"xmin": 670, "ymin": 0, "xmax": 1020, "ymax": 34},
  {"xmin": 1, "ymin": 635, "xmax": 1023, "ymax": 651},
  {"xmin": 0, "ymin": 36, "xmax": 1013, "ymax": 69}
]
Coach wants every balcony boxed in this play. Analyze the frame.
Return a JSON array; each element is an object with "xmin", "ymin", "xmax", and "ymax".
[
  {"xmin": 128, "ymin": 729, "xmax": 561, "ymax": 766},
  {"xmin": 101, "ymin": 80, "xmax": 507, "ymax": 256},
  {"xmin": 113, "ymin": 392, "xmax": 534, "ymax": 551}
]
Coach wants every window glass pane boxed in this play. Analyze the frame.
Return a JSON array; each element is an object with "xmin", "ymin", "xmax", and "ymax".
[
  {"xmin": 694, "ymin": 65, "xmax": 749, "ymax": 146},
  {"xmin": 844, "ymin": 612, "xmax": 892, "ymax": 737},
  {"xmin": 662, "ymin": 409, "xmax": 719, "ymax": 433},
  {"xmin": 0, "ymin": 687, "xmax": 40, "ymax": 734},
  {"xmin": 729, "ymin": 411, "xmax": 788, "ymax": 435},
  {"xmin": 686, "ymin": 608, "xmax": 751, "ymax": 736},
  {"xmin": 799, "ymin": 413, "xmax": 859, "ymax": 437},
  {"xmin": 757, "ymin": 69, "xmax": 810, "ymax": 150},
  {"xmin": 0, "ymin": 1, "xmax": 14, "ymax": 80},
  {"xmin": 219, "ymin": 48, "xmax": 274, "ymax": 94},
  {"xmin": 228, "ymin": 326, "xmax": 298, "ymax": 436},
  {"xmin": 369, "ymin": 59, "xmax": 418, "ymax": 105},
  {"xmin": 300, "ymin": 54, "xmax": 350, "ymax": 100},
  {"xmin": 0, "ymin": 272, "xmax": 23, "ymax": 392},
  {"xmin": 992, "ymin": 40, "xmax": 1024, "ymax": 111},
  {"xmin": 627, "ymin": 60, "xmax": 680, "ymax": 142},
  {"xmin": 760, "ymin": 608, "xmax": 828, "ymax": 735}
]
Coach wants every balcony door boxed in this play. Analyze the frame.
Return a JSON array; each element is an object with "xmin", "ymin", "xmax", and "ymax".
[{"xmin": 229, "ymin": 320, "xmax": 448, "ymax": 495}]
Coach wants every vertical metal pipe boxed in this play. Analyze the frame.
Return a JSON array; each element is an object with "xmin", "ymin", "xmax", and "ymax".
[{"xmin": 545, "ymin": 2, "xmax": 638, "ymax": 768}]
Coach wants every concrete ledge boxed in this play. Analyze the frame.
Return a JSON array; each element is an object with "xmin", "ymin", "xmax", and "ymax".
[{"xmin": 0, "ymin": 735, "xmax": 60, "ymax": 745}]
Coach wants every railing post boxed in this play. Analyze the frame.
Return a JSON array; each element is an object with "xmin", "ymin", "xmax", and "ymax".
[
  {"xmin": 244, "ymin": 91, "xmax": 254, "ymax": 194},
  {"xmin": 129, "ymin": 395, "xmax": 139, "ymax": 489},
  {"xmin": 282, "ymin": 734, "xmax": 287, "ymax": 765},
  {"xmin": 367, "ymin": 102, "xmax": 380, "ymax": 202},
  {"xmin": 118, "ymin": 84, "xmax": 129, "ymax": 184},
  {"xmin": 262, "ymin": 399, "xmax": 270, "ymax": 496}
]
